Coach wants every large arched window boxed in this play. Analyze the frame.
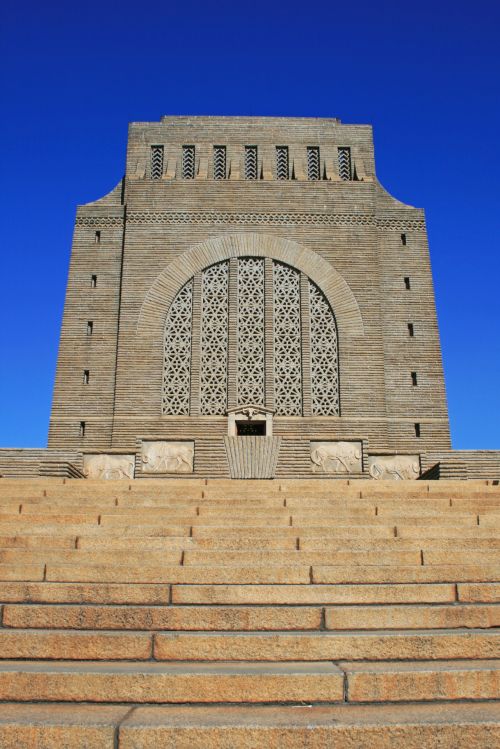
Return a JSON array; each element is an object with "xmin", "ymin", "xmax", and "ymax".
[{"xmin": 162, "ymin": 258, "xmax": 340, "ymax": 416}]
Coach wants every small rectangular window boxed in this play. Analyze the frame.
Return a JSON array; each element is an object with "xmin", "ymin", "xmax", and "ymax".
[
  {"xmin": 276, "ymin": 146, "xmax": 289, "ymax": 180},
  {"xmin": 79, "ymin": 421, "xmax": 86, "ymax": 437},
  {"xmin": 95, "ymin": 230, "xmax": 101, "ymax": 244},
  {"xmin": 91, "ymin": 275, "xmax": 97, "ymax": 288},
  {"xmin": 307, "ymin": 147, "xmax": 320, "ymax": 180},
  {"xmin": 404, "ymin": 276, "xmax": 411, "ymax": 290},
  {"xmin": 401, "ymin": 233, "xmax": 407, "ymax": 246},
  {"xmin": 213, "ymin": 146, "xmax": 227, "ymax": 179},
  {"xmin": 87, "ymin": 321, "xmax": 93, "ymax": 336},
  {"xmin": 338, "ymin": 147, "xmax": 352, "ymax": 180},
  {"xmin": 411, "ymin": 371, "xmax": 418, "ymax": 386},
  {"xmin": 83, "ymin": 370, "xmax": 90, "ymax": 385},
  {"xmin": 414, "ymin": 422, "xmax": 421, "ymax": 438},
  {"xmin": 182, "ymin": 145, "xmax": 195, "ymax": 179},
  {"xmin": 245, "ymin": 146, "xmax": 258, "ymax": 179},
  {"xmin": 408, "ymin": 322, "xmax": 414, "ymax": 337},
  {"xmin": 150, "ymin": 145, "xmax": 164, "ymax": 180}
]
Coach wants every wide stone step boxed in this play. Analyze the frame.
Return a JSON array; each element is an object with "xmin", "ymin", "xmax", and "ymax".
[
  {"xmin": 342, "ymin": 659, "xmax": 500, "ymax": 702},
  {"xmin": 2, "ymin": 604, "xmax": 323, "ymax": 631},
  {"xmin": 153, "ymin": 629, "xmax": 500, "ymax": 661},
  {"xmin": 0, "ymin": 661, "xmax": 344, "ymax": 703},
  {"xmin": 0, "ymin": 630, "xmax": 152, "ymax": 659},
  {"xmin": 312, "ymin": 564, "xmax": 500, "ymax": 584},
  {"xmin": 0, "ymin": 659, "xmax": 497, "ymax": 704},
  {"xmin": 183, "ymin": 549, "xmax": 422, "ymax": 566},
  {"xmin": 1, "ymin": 702, "xmax": 498, "ymax": 748},
  {"xmin": 3, "ymin": 602, "xmax": 499, "ymax": 631}
]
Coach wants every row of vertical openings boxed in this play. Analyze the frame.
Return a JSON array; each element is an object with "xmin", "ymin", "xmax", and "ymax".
[{"xmin": 150, "ymin": 145, "xmax": 354, "ymax": 180}]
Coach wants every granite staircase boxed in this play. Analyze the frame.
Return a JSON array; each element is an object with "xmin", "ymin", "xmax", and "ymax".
[{"xmin": 0, "ymin": 477, "xmax": 498, "ymax": 747}]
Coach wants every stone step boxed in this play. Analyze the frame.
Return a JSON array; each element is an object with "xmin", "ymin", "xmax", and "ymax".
[
  {"xmin": 192, "ymin": 525, "xmax": 396, "ymax": 538},
  {"xmin": 459, "ymin": 583, "xmax": 500, "ymax": 603},
  {"xmin": 342, "ymin": 659, "xmax": 500, "ymax": 702},
  {"xmin": 77, "ymin": 535, "xmax": 298, "ymax": 550},
  {"xmin": 171, "ymin": 583, "xmax": 458, "ymax": 604},
  {"xmin": 0, "ymin": 535, "xmax": 76, "ymax": 549},
  {"xmin": 153, "ymin": 629, "xmax": 500, "ymax": 661},
  {"xmin": 0, "ymin": 630, "xmax": 152, "ymax": 659},
  {"xmin": 0, "ymin": 582, "xmax": 172, "ymax": 604},
  {"xmin": 1, "ymin": 702, "xmax": 498, "ymax": 748},
  {"xmin": 3, "ymin": 602, "xmax": 499, "ymax": 631},
  {"xmin": 299, "ymin": 536, "xmax": 500, "ymax": 550},
  {"xmin": 45, "ymin": 563, "xmax": 310, "ymax": 584},
  {"xmin": 324, "ymin": 604, "xmax": 500, "ymax": 629},
  {"xmin": 183, "ymin": 550, "xmax": 422, "ymax": 566},
  {"xmin": 312, "ymin": 565, "xmax": 500, "ymax": 584},
  {"xmin": 0, "ymin": 549, "xmax": 183, "ymax": 565},
  {"xmin": 0, "ymin": 522, "xmax": 192, "ymax": 537},
  {"xmin": 424, "ymin": 550, "xmax": 500, "ymax": 565},
  {"xmin": 0, "ymin": 660, "xmax": 344, "ymax": 703},
  {"xmin": 2, "ymin": 604, "xmax": 323, "ymax": 631}
]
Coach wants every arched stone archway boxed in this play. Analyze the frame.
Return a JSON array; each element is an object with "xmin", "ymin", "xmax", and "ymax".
[{"xmin": 137, "ymin": 233, "xmax": 364, "ymax": 340}]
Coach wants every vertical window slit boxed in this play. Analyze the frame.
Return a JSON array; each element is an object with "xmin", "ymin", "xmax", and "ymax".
[
  {"xmin": 150, "ymin": 145, "xmax": 164, "ymax": 180},
  {"xmin": 276, "ymin": 146, "xmax": 289, "ymax": 180},
  {"xmin": 213, "ymin": 146, "xmax": 227, "ymax": 179},
  {"xmin": 338, "ymin": 147, "xmax": 352, "ymax": 180},
  {"xmin": 245, "ymin": 146, "xmax": 258, "ymax": 179},
  {"xmin": 307, "ymin": 147, "xmax": 320, "ymax": 180},
  {"xmin": 404, "ymin": 276, "xmax": 411, "ymax": 289},
  {"xmin": 182, "ymin": 146, "xmax": 195, "ymax": 179}
]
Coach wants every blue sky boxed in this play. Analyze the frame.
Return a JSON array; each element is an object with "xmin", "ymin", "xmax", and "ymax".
[{"xmin": 1, "ymin": 0, "xmax": 499, "ymax": 448}]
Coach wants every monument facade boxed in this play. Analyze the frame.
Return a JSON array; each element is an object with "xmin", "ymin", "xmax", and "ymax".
[{"xmin": 47, "ymin": 116, "xmax": 451, "ymax": 478}]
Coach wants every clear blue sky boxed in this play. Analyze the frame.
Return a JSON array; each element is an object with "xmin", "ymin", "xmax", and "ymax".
[{"xmin": 1, "ymin": 0, "xmax": 499, "ymax": 448}]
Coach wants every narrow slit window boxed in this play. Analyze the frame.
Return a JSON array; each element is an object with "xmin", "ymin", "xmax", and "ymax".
[
  {"xmin": 95, "ymin": 230, "xmax": 101, "ymax": 244},
  {"xmin": 245, "ymin": 146, "xmax": 258, "ymax": 179},
  {"xmin": 91, "ymin": 275, "xmax": 97, "ymax": 288},
  {"xmin": 86, "ymin": 321, "xmax": 93, "ymax": 336},
  {"xmin": 213, "ymin": 146, "xmax": 227, "ymax": 179},
  {"xmin": 411, "ymin": 371, "xmax": 418, "ymax": 386},
  {"xmin": 83, "ymin": 370, "xmax": 90, "ymax": 385},
  {"xmin": 338, "ymin": 147, "xmax": 352, "ymax": 180},
  {"xmin": 307, "ymin": 147, "xmax": 320, "ymax": 180},
  {"xmin": 79, "ymin": 421, "xmax": 86, "ymax": 437},
  {"xmin": 408, "ymin": 322, "xmax": 414, "ymax": 337},
  {"xmin": 276, "ymin": 146, "xmax": 289, "ymax": 180},
  {"xmin": 401, "ymin": 233, "xmax": 407, "ymax": 246},
  {"xmin": 182, "ymin": 146, "xmax": 195, "ymax": 179},
  {"xmin": 404, "ymin": 276, "xmax": 411, "ymax": 290},
  {"xmin": 414, "ymin": 423, "xmax": 421, "ymax": 438},
  {"xmin": 150, "ymin": 145, "xmax": 164, "ymax": 180}
]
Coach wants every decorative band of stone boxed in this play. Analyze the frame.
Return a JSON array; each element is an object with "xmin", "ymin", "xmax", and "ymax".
[
  {"xmin": 75, "ymin": 216, "xmax": 124, "ymax": 227},
  {"xmin": 76, "ymin": 212, "xmax": 425, "ymax": 231}
]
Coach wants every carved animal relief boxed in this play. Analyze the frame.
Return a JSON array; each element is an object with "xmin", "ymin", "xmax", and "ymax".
[
  {"xmin": 83, "ymin": 454, "xmax": 135, "ymax": 480},
  {"xmin": 368, "ymin": 455, "xmax": 420, "ymax": 480},
  {"xmin": 310, "ymin": 441, "xmax": 362, "ymax": 474},
  {"xmin": 141, "ymin": 441, "xmax": 194, "ymax": 474}
]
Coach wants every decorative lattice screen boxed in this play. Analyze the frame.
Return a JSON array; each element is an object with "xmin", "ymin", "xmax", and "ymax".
[
  {"xmin": 237, "ymin": 258, "xmax": 265, "ymax": 405},
  {"xmin": 162, "ymin": 258, "xmax": 340, "ymax": 417},
  {"xmin": 309, "ymin": 280, "xmax": 340, "ymax": 415},
  {"xmin": 273, "ymin": 262, "xmax": 303, "ymax": 415},
  {"xmin": 162, "ymin": 280, "xmax": 193, "ymax": 414},
  {"xmin": 200, "ymin": 262, "xmax": 229, "ymax": 414}
]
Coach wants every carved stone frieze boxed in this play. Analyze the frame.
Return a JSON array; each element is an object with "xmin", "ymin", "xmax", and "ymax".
[
  {"xmin": 83, "ymin": 454, "xmax": 135, "ymax": 480},
  {"xmin": 310, "ymin": 441, "xmax": 362, "ymax": 474},
  {"xmin": 141, "ymin": 441, "xmax": 194, "ymax": 474},
  {"xmin": 368, "ymin": 455, "xmax": 420, "ymax": 480}
]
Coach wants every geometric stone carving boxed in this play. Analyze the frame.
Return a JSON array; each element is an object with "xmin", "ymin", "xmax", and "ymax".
[
  {"xmin": 162, "ymin": 280, "xmax": 193, "ymax": 415},
  {"xmin": 141, "ymin": 441, "xmax": 194, "ymax": 474},
  {"xmin": 311, "ymin": 441, "xmax": 362, "ymax": 474},
  {"xmin": 83, "ymin": 454, "xmax": 135, "ymax": 480},
  {"xmin": 309, "ymin": 281, "xmax": 340, "ymax": 415},
  {"xmin": 162, "ymin": 257, "xmax": 341, "ymax": 418},
  {"xmin": 368, "ymin": 455, "xmax": 420, "ymax": 480},
  {"xmin": 224, "ymin": 436, "xmax": 281, "ymax": 479},
  {"xmin": 237, "ymin": 257, "xmax": 265, "ymax": 405},
  {"xmin": 200, "ymin": 262, "xmax": 229, "ymax": 415},
  {"xmin": 273, "ymin": 262, "xmax": 302, "ymax": 415}
]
